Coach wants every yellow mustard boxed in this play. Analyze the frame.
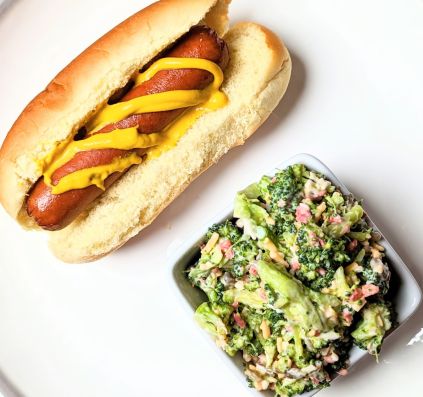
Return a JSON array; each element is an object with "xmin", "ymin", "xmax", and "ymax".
[
  {"xmin": 51, "ymin": 152, "xmax": 142, "ymax": 195},
  {"xmin": 41, "ymin": 57, "xmax": 227, "ymax": 194}
]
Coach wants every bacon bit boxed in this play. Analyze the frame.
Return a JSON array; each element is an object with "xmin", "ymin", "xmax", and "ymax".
[
  {"xmin": 220, "ymin": 239, "xmax": 234, "ymax": 259},
  {"xmin": 258, "ymin": 288, "xmax": 267, "ymax": 301},
  {"xmin": 233, "ymin": 313, "xmax": 246, "ymax": 329},
  {"xmin": 232, "ymin": 301, "xmax": 239, "ymax": 309},
  {"xmin": 313, "ymin": 190, "xmax": 326, "ymax": 200},
  {"xmin": 211, "ymin": 268, "xmax": 222, "ymax": 277},
  {"xmin": 350, "ymin": 288, "xmax": 363, "ymax": 302},
  {"xmin": 318, "ymin": 238, "xmax": 325, "ymax": 247},
  {"xmin": 225, "ymin": 248, "xmax": 235, "ymax": 259},
  {"xmin": 337, "ymin": 368, "xmax": 348, "ymax": 376},
  {"xmin": 329, "ymin": 215, "xmax": 342, "ymax": 224},
  {"xmin": 271, "ymin": 177, "xmax": 277, "ymax": 183},
  {"xmin": 220, "ymin": 239, "xmax": 232, "ymax": 251},
  {"xmin": 248, "ymin": 266, "xmax": 257, "ymax": 277},
  {"xmin": 361, "ymin": 284, "xmax": 380, "ymax": 297},
  {"xmin": 295, "ymin": 203, "xmax": 312, "ymax": 224},
  {"xmin": 249, "ymin": 265, "xmax": 258, "ymax": 276},
  {"xmin": 310, "ymin": 376, "xmax": 320, "ymax": 385},
  {"xmin": 342, "ymin": 309, "xmax": 353, "ymax": 324},
  {"xmin": 348, "ymin": 239, "xmax": 358, "ymax": 251},
  {"xmin": 317, "ymin": 268, "xmax": 327, "ymax": 276},
  {"xmin": 290, "ymin": 260, "xmax": 301, "ymax": 272},
  {"xmin": 342, "ymin": 223, "xmax": 351, "ymax": 234}
]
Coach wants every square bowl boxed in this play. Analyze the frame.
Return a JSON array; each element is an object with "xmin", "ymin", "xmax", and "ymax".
[{"xmin": 167, "ymin": 153, "xmax": 422, "ymax": 396}]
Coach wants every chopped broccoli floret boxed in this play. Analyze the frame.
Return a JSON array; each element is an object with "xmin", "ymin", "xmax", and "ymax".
[
  {"xmin": 194, "ymin": 302, "xmax": 228, "ymax": 340},
  {"xmin": 275, "ymin": 377, "xmax": 317, "ymax": 397},
  {"xmin": 263, "ymin": 308, "xmax": 286, "ymax": 334},
  {"xmin": 225, "ymin": 326, "xmax": 254, "ymax": 356},
  {"xmin": 324, "ymin": 205, "xmax": 364, "ymax": 238},
  {"xmin": 351, "ymin": 302, "xmax": 392, "ymax": 356},
  {"xmin": 206, "ymin": 220, "xmax": 241, "ymax": 242},
  {"xmin": 360, "ymin": 257, "xmax": 390, "ymax": 296},
  {"xmin": 325, "ymin": 338, "xmax": 353, "ymax": 372},
  {"xmin": 232, "ymin": 239, "xmax": 259, "ymax": 267},
  {"xmin": 323, "ymin": 266, "xmax": 351, "ymax": 299}
]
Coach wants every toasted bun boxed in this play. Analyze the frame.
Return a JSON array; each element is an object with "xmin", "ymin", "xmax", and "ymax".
[{"xmin": 0, "ymin": 1, "xmax": 291, "ymax": 262}]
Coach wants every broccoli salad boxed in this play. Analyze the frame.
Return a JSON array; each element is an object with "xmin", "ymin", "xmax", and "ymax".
[{"xmin": 187, "ymin": 164, "xmax": 394, "ymax": 397}]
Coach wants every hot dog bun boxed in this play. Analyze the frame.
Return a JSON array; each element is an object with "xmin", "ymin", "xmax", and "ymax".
[{"xmin": 0, "ymin": 0, "xmax": 291, "ymax": 262}]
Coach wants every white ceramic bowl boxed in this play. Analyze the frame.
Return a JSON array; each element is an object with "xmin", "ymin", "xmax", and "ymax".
[{"xmin": 168, "ymin": 153, "xmax": 422, "ymax": 396}]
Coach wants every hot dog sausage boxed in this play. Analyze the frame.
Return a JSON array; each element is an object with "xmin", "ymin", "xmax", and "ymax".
[{"xmin": 26, "ymin": 26, "xmax": 228, "ymax": 230}]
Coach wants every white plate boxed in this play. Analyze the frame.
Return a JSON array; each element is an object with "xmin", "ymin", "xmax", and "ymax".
[
  {"xmin": 1, "ymin": 1, "xmax": 423, "ymax": 396},
  {"xmin": 168, "ymin": 153, "xmax": 422, "ymax": 397}
]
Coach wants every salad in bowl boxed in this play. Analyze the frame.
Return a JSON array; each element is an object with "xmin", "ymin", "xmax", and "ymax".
[{"xmin": 187, "ymin": 164, "xmax": 394, "ymax": 397}]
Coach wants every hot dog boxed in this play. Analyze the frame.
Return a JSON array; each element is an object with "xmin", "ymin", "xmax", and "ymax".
[
  {"xmin": 27, "ymin": 26, "xmax": 229, "ymax": 231},
  {"xmin": 0, "ymin": 0, "xmax": 292, "ymax": 262}
]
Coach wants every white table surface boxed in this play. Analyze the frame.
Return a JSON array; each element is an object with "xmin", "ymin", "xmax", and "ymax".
[{"xmin": 0, "ymin": 1, "xmax": 422, "ymax": 396}]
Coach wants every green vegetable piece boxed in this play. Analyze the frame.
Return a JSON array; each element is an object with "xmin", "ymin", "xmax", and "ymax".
[
  {"xmin": 210, "ymin": 245, "xmax": 223, "ymax": 264},
  {"xmin": 234, "ymin": 193, "xmax": 269, "ymax": 223},
  {"xmin": 361, "ymin": 260, "xmax": 390, "ymax": 296},
  {"xmin": 308, "ymin": 289, "xmax": 341, "ymax": 309},
  {"xmin": 187, "ymin": 266, "xmax": 209, "ymax": 287},
  {"xmin": 275, "ymin": 377, "xmax": 316, "ymax": 397},
  {"xmin": 351, "ymin": 302, "xmax": 392, "ymax": 357},
  {"xmin": 326, "ymin": 204, "xmax": 364, "ymax": 238},
  {"xmin": 194, "ymin": 302, "xmax": 228, "ymax": 339},
  {"xmin": 211, "ymin": 302, "xmax": 233, "ymax": 323},
  {"xmin": 233, "ymin": 192, "xmax": 276, "ymax": 242},
  {"xmin": 256, "ymin": 260, "xmax": 324, "ymax": 331},
  {"xmin": 263, "ymin": 339, "xmax": 277, "ymax": 367},
  {"xmin": 345, "ymin": 205, "xmax": 364, "ymax": 225},
  {"xmin": 324, "ymin": 266, "xmax": 351, "ymax": 299},
  {"xmin": 257, "ymin": 175, "xmax": 272, "ymax": 202},
  {"xmin": 292, "ymin": 324, "xmax": 304, "ymax": 363},
  {"xmin": 325, "ymin": 191, "xmax": 344, "ymax": 209},
  {"xmin": 347, "ymin": 231, "xmax": 371, "ymax": 241},
  {"xmin": 223, "ymin": 289, "xmax": 266, "ymax": 309},
  {"xmin": 240, "ymin": 182, "xmax": 262, "ymax": 199},
  {"xmin": 225, "ymin": 327, "xmax": 253, "ymax": 356},
  {"xmin": 354, "ymin": 248, "xmax": 366, "ymax": 263},
  {"xmin": 206, "ymin": 220, "xmax": 241, "ymax": 243},
  {"xmin": 292, "ymin": 163, "xmax": 305, "ymax": 180},
  {"xmin": 242, "ymin": 307, "xmax": 263, "ymax": 334}
]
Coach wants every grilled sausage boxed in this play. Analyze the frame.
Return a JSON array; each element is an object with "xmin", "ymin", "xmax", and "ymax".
[{"xmin": 26, "ymin": 26, "xmax": 229, "ymax": 230}]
